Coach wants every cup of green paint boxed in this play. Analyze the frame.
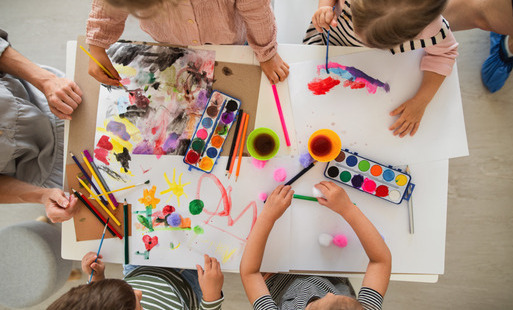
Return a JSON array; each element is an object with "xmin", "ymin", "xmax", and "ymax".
[{"xmin": 247, "ymin": 127, "xmax": 280, "ymax": 161}]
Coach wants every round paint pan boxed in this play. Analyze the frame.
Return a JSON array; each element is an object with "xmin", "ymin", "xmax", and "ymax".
[
  {"xmin": 307, "ymin": 129, "xmax": 342, "ymax": 162},
  {"xmin": 247, "ymin": 127, "xmax": 280, "ymax": 161}
]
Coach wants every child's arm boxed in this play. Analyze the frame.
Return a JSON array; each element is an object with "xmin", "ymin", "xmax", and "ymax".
[
  {"xmin": 86, "ymin": 0, "xmax": 128, "ymax": 85},
  {"xmin": 81, "ymin": 251, "xmax": 106, "ymax": 283},
  {"xmin": 236, "ymin": 0, "xmax": 289, "ymax": 84},
  {"xmin": 196, "ymin": 254, "xmax": 224, "ymax": 309},
  {"xmin": 389, "ymin": 71, "xmax": 445, "ymax": 137},
  {"xmin": 312, "ymin": 0, "xmax": 338, "ymax": 33},
  {"xmin": 315, "ymin": 181, "xmax": 391, "ymax": 296},
  {"xmin": 389, "ymin": 16, "xmax": 459, "ymax": 138},
  {"xmin": 240, "ymin": 185, "xmax": 294, "ymax": 304}
]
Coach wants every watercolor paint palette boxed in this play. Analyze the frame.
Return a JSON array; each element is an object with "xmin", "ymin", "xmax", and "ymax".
[
  {"xmin": 324, "ymin": 149, "xmax": 415, "ymax": 204},
  {"xmin": 184, "ymin": 90, "xmax": 241, "ymax": 173}
]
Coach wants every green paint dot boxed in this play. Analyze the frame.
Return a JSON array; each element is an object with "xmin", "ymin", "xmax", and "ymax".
[
  {"xmin": 340, "ymin": 171, "xmax": 352, "ymax": 182},
  {"xmin": 189, "ymin": 199, "xmax": 205, "ymax": 215},
  {"xmin": 358, "ymin": 160, "xmax": 370, "ymax": 172},
  {"xmin": 193, "ymin": 225, "xmax": 204, "ymax": 235}
]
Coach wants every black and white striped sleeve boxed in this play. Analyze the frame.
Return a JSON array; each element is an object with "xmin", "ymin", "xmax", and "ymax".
[
  {"xmin": 253, "ymin": 295, "xmax": 279, "ymax": 310},
  {"xmin": 357, "ymin": 287, "xmax": 384, "ymax": 310}
]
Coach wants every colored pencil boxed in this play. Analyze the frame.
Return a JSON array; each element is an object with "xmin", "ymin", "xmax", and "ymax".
[
  {"xmin": 69, "ymin": 152, "xmax": 108, "ymax": 206},
  {"xmin": 82, "ymin": 152, "xmax": 116, "ymax": 210},
  {"xmin": 89, "ymin": 218, "xmax": 109, "ymax": 283},
  {"xmin": 325, "ymin": 5, "xmax": 336, "ymax": 74},
  {"xmin": 77, "ymin": 176, "xmax": 121, "ymax": 226},
  {"xmin": 225, "ymin": 109, "xmax": 244, "ymax": 175},
  {"xmin": 228, "ymin": 113, "xmax": 247, "ymax": 178},
  {"xmin": 79, "ymin": 45, "xmax": 129, "ymax": 92},
  {"xmin": 285, "ymin": 161, "xmax": 316, "ymax": 186},
  {"xmin": 235, "ymin": 113, "xmax": 250, "ymax": 181},
  {"xmin": 271, "ymin": 84, "xmax": 291, "ymax": 147},
  {"xmin": 406, "ymin": 165, "xmax": 415, "ymax": 234},
  {"xmin": 83, "ymin": 150, "xmax": 118, "ymax": 206},
  {"xmin": 293, "ymin": 194, "xmax": 318, "ymax": 202},
  {"xmin": 123, "ymin": 200, "xmax": 129, "ymax": 264},
  {"xmin": 72, "ymin": 189, "xmax": 119, "ymax": 238},
  {"xmin": 88, "ymin": 180, "xmax": 150, "ymax": 199}
]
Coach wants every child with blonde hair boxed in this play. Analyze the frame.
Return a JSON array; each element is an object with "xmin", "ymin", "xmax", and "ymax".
[
  {"xmin": 86, "ymin": 0, "xmax": 289, "ymax": 85},
  {"xmin": 240, "ymin": 183, "xmax": 391, "ymax": 310},
  {"xmin": 305, "ymin": 0, "xmax": 458, "ymax": 138}
]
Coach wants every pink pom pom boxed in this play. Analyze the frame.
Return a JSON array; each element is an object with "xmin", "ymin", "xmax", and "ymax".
[
  {"xmin": 332, "ymin": 234, "xmax": 348, "ymax": 248},
  {"xmin": 252, "ymin": 158, "xmax": 267, "ymax": 169},
  {"xmin": 273, "ymin": 168, "xmax": 287, "ymax": 182},
  {"xmin": 258, "ymin": 192, "xmax": 268, "ymax": 201}
]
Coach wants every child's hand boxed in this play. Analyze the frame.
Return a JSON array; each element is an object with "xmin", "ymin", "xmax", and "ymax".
[
  {"xmin": 315, "ymin": 181, "xmax": 353, "ymax": 215},
  {"xmin": 389, "ymin": 97, "xmax": 429, "ymax": 137},
  {"xmin": 81, "ymin": 251, "xmax": 105, "ymax": 282},
  {"xmin": 260, "ymin": 53, "xmax": 289, "ymax": 84},
  {"xmin": 312, "ymin": 6, "xmax": 338, "ymax": 33},
  {"xmin": 261, "ymin": 185, "xmax": 294, "ymax": 222},
  {"xmin": 87, "ymin": 45, "xmax": 122, "ymax": 86},
  {"xmin": 42, "ymin": 77, "xmax": 82, "ymax": 120},
  {"xmin": 197, "ymin": 254, "xmax": 224, "ymax": 302}
]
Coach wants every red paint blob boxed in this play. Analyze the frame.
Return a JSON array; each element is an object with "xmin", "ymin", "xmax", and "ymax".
[
  {"xmin": 162, "ymin": 205, "xmax": 175, "ymax": 215},
  {"xmin": 94, "ymin": 148, "xmax": 110, "ymax": 165},
  {"xmin": 152, "ymin": 127, "xmax": 158, "ymax": 135},
  {"xmin": 97, "ymin": 135, "xmax": 113, "ymax": 151},
  {"xmin": 343, "ymin": 80, "xmax": 366, "ymax": 89},
  {"xmin": 375, "ymin": 185, "xmax": 389, "ymax": 197},
  {"xmin": 308, "ymin": 77, "xmax": 341, "ymax": 95},
  {"xmin": 309, "ymin": 135, "xmax": 332, "ymax": 157},
  {"xmin": 186, "ymin": 150, "xmax": 200, "ymax": 164},
  {"xmin": 142, "ymin": 235, "xmax": 158, "ymax": 251}
]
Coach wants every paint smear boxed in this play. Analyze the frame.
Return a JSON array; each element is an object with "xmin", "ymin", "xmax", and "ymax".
[
  {"xmin": 189, "ymin": 199, "xmax": 205, "ymax": 215},
  {"xmin": 94, "ymin": 147, "xmax": 110, "ymax": 165},
  {"xmin": 98, "ymin": 165, "xmax": 126, "ymax": 182},
  {"xmin": 115, "ymin": 147, "xmax": 131, "ymax": 173},
  {"xmin": 160, "ymin": 169, "xmax": 191, "ymax": 206},
  {"xmin": 307, "ymin": 76, "xmax": 341, "ymax": 95},
  {"xmin": 193, "ymin": 225, "xmax": 204, "ymax": 235},
  {"xmin": 138, "ymin": 185, "xmax": 161, "ymax": 208}
]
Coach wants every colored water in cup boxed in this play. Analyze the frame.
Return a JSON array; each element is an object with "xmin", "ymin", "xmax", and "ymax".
[
  {"xmin": 247, "ymin": 128, "xmax": 280, "ymax": 160},
  {"xmin": 307, "ymin": 129, "xmax": 342, "ymax": 162}
]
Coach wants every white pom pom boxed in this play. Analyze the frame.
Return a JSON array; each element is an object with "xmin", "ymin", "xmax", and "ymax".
[
  {"xmin": 318, "ymin": 233, "xmax": 333, "ymax": 247},
  {"xmin": 312, "ymin": 187, "xmax": 325, "ymax": 198}
]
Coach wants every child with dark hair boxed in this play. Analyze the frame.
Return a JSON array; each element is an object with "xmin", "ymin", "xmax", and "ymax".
[
  {"xmin": 48, "ymin": 252, "xmax": 224, "ymax": 310},
  {"xmin": 305, "ymin": 0, "xmax": 459, "ymax": 138},
  {"xmin": 240, "ymin": 183, "xmax": 391, "ymax": 310}
]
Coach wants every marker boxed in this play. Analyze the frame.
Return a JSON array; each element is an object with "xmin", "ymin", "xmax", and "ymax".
[{"xmin": 293, "ymin": 194, "xmax": 318, "ymax": 202}]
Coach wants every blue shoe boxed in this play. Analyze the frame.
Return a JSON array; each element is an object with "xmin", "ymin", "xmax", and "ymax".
[{"xmin": 481, "ymin": 33, "xmax": 513, "ymax": 93}]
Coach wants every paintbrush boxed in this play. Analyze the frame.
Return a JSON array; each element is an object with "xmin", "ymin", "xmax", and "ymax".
[
  {"xmin": 69, "ymin": 152, "xmax": 108, "ymax": 206},
  {"xmin": 82, "ymin": 151, "xmax": 116, "ymax": 210},
  {"xmin": 83, "ymin": 150, "xmax": 118, "ymax": 206},
  {"xmin": 79, "ymin": 45, "xmax": 130, "ymax": 93},
  {"xmin": 72, "ymin": 188, "xmax": 121, "ymax": 239},
  {"xmin": 88, "ymin": 180, "xmax": 150, "ymax": 199},
  {"xmin": 89, "ymin": 218, "xmax": 110, "ymax": 283},
  {"xmin": 325, "ymin": 6, "xmax": 336, "ymax": 74},
  {"xmin": 225, "ymin": 110, "xmax": 244, "ymax": 176},
  {"xmin": 406, "ymin": 165, "xmax": 414, "ymax": 234},
  {"xmin": 285, "ymin": 161, "xmax": 317, "ymax": 186},
  {"xmin": 235, "ymin": 113, "xmax": 250, "ymax": 182}
]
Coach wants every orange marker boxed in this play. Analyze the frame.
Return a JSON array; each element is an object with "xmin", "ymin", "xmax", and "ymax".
[
  {"xmin": 228, "ymin": 113, "xmax": 247, "ymax": 178},
  {"xmin": 235, "ymin": 114, "xmax": 250, "ymax": 181}
]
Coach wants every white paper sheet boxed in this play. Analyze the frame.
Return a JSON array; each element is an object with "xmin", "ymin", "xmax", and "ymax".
[{"xmin": 288, "ymin": 49, "xmax": 468, "ymax": 166}]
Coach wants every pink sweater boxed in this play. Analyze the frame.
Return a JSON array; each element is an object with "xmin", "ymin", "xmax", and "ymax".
[{"xmin": 86, "ymin": 0, "xmax": 278, "ymax": 62}]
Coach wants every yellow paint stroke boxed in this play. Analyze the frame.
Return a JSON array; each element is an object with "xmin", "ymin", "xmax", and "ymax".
[
  {"xmin": 159, "ymin": 169, "xmax": 190, "ymax": 206},
  {"xmin": 114, "ymin": 64, "xmax": 137, "ymax": 77},
  {"xmin": 221, "ymin": 248, "xmax": 237, "ymax": 263},
  {"xmin": 138, "ymin": 185, "xmax": 161, "ymax": 209},
  {"xmin": 170, "ymin": 242, "xmax": 181, "ymax": 250}
]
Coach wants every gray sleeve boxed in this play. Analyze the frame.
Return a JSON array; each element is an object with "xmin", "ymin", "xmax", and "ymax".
[{"xmin": 0, "ymin": 29, "xmax": 10, "ymax": 58}]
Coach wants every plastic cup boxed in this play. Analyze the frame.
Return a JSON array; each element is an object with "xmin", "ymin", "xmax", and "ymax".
[{"xmin": 246, "ymin": 128, "xmax": 280, "ymax": 160}]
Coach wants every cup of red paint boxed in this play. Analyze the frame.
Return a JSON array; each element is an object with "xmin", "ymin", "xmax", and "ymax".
[
  {"xmin": 308, "ymin": 129, "xmax": 342, "ymax": 162},
  {"xmin": 247, "ymin": 127, "xmax": 280, "ymax": 160}
]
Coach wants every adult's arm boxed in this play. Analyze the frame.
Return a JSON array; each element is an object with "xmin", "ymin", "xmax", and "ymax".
[{"xmin": 0, "ymin": 175, "xmax": 79, "ymax": 223}]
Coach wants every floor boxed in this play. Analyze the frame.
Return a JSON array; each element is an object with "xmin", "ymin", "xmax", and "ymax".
[{"xmin": 0, "ymin": 1, "xmax": 512, "ymax": 309}]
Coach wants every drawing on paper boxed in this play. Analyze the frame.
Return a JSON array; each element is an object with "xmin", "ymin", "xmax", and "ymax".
[
  {"xmin": 136, "ymin": 235, "xmax": 158, "ymax": 259},
  {"xmin": 308, "ymin": 62, "xmax": 390, "ymax": 95}
]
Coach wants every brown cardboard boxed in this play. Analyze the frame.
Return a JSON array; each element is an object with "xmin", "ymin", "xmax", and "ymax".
[
  {"xmin": 66, "ymin": 163, "xmax": 131, "ymax": 241},
  {"xmin": 65, "ymin": 36, "xmax": 261, "ymax": 191}
]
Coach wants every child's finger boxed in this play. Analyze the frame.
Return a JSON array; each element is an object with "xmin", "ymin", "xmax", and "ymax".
[
  {"xmin": 410, "ymin": 123, "xmax": 419, "ymax": 136},
  {"xmin": 331, "ymin": 17, "xmax": 338, "ymax": 28},
  {"xmin": 317, "ymin": 197, "xmax": 328, "ymax": 206},
  {"xmin": 389, "ymin": 104, "xmax": 405, "ymax": 116},
  {"xmin": 394, "ymin": 121, "xmax": 410, "ymax": 136},
  {"xmin": 204, "ymin": 254, "xmax": 212, "ymax": 270},
  {"xmin": 399, "ymin": 123, "xmax": 413, "ymax": 138},
  {"xmin": 196, "ymin": 264, "xmax": 204, "ymax": 276}
]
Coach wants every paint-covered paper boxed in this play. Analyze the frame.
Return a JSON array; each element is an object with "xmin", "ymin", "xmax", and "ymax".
[{"xmin": 288, "ymin": 49, "xmax": 468, "ymax": 166}]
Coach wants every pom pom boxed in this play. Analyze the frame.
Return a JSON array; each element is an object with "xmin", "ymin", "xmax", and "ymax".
[
  {"xmin": 318, "ymin": 233, "xmax": 333, "ymax": 247},
  {"xmin": 312, "ymin": 186, "xmax": 326, "ymax": 198},
  {"xmin": 332, "ymin": 234, "xmax": 348, "ymax": 248},
  {"xmin": 167, "ymin": 213, "xmax": 182, "ymax": 227},
  {"xmin": 299, "ymin": 153, "xmax": 314, "ymax": 168},
  {"xmin": 274, "ymin": 168, "xmax": 287, "ymax": 182},
  {"xmin": 252, "ymin": 158, "xmax": 267, "ymax": 169},
  {"xmin": 258, "ymin": 192, "xmax": 268, "ymax": 201}
]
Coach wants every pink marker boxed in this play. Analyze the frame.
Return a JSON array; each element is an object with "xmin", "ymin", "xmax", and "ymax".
[{"xmin": 271, "ymin": 84, "xmax": 291, "ymax": 147}]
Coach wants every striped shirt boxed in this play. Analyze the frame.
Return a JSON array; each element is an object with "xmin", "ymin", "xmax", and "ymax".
[
  {"xmin": 253, "ymin": 274, "xmax": 383, "ymax": 310},
  {"xmin": 125, "ymin": 266, "xmax": 223, "ymax": 310},
  {"xmin": 303, "ymin": 0, "xmax": 459, "ymax": 76}
]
